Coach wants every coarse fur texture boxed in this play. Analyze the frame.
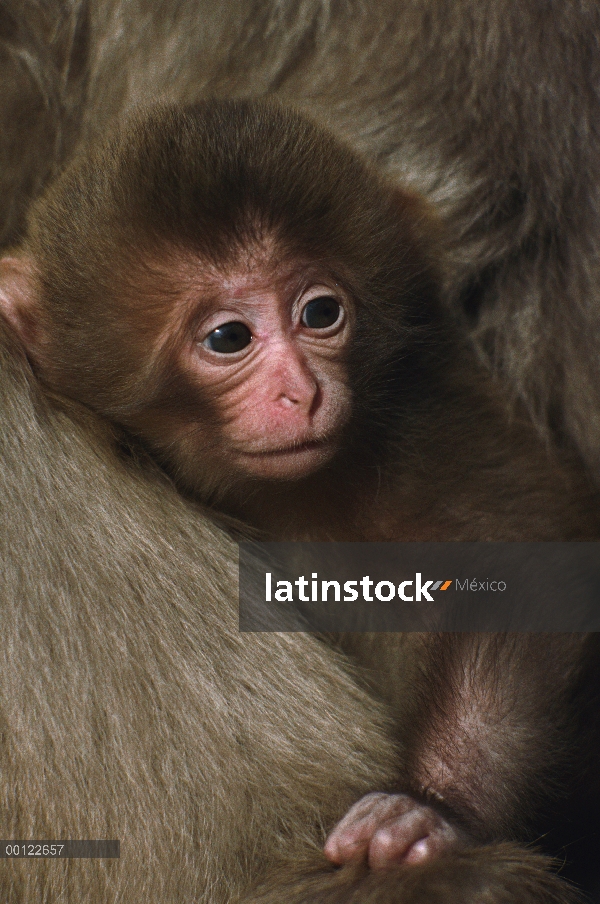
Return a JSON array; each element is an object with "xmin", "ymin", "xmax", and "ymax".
[
  {"xmin": 0, "ymin": 318, "xmax": 399, "ymax": 901},
  {"xmin": 1, "ymin": 2, "xmax": 599, "ymax": 902},
  {"xmin": 245, "ymin": 848, "xmax": 585, "ymax": 904}
]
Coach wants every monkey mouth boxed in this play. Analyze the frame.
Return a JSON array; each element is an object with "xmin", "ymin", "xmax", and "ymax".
[
  {"xmin": 235, "ymin": 438, "xmax": 337, "ymax": 479},
  {"xmin": 242, "ymin": 438, "xmax": 331, "ymax": 458}
]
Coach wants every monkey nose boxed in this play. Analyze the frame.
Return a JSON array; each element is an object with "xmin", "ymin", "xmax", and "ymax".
[
  {"xmin": 271, "ymin": 355, "xmax": 320, "ymax": 414},
  {"xmin": 277, "ymin": 378, "xmax": 321, "ymax": 416}
]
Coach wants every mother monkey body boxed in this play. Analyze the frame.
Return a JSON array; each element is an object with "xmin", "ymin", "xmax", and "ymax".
[{"xmin": 0, "ymin": 2, "xmax": 600, "ymax": 903}]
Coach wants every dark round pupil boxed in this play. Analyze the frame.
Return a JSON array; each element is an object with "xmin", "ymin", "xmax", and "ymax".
[
  {"xmin": 301, "ymin": 296, "xmax": 340, "ymax": 329},
  {"xmin": 205, "ymin": 321, "xmax": 252, "ymax": 354}
]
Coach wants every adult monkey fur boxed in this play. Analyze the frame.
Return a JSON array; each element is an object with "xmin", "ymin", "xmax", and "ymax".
[
  {"xmin": 0, "ymin": 1, "xmax": 599, "ymax": 903},
  {"xmin": 0, "ymin": 265, "xmax": 593, "ymax": 904},
  {"xmin": 0, "ymin": 316, "xmax": 403, "ymax": 903}
]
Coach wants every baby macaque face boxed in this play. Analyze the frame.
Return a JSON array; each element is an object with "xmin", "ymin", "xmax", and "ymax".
[
  {"xmin": 127, "ymin": 247, "xmax": 354, "ymax": 490},
  {"xmin": 185, "ymin": 261, "xmax": 353, "ymax": 480}
]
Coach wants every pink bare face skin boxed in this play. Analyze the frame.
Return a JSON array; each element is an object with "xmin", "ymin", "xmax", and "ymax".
[{"xmin": 152, "ymin": 247, "xmax": 354, "ymax": 487}]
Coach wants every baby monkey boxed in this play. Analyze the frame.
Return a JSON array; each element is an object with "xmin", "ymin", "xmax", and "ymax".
[
  {"xmin": 2, "ymin": 101, "xmax": 597, "ymax": 542},
  {"xmin": 1, "ymin": 100, "xmax": 599, "ymax": 883}
]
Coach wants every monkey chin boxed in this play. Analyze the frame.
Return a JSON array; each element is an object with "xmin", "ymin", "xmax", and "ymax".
[{"xmin": 235, "ymin": 438, "xmax": 338, "ymax": 481}]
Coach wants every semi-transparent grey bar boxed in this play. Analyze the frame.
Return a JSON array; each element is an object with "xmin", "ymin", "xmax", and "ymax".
[
  {"xmin": 238, "ymin": 542, "xmax": 600, "ymax": 631},
  {"xmin": 0, "ymin": 841, "xmax": 120, "ymax": 858}
]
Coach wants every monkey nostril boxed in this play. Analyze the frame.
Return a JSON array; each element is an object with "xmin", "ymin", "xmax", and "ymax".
[
  {"xmin": 279, "ymin": 381, "xmax": 321, "ymax": 413},
  {"xmin": 278, "ymin": 392, "xmax": 305, "ymax": 409}
]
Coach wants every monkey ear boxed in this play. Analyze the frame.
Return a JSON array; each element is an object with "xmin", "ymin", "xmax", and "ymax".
[{"xmin": 0, "ymin": 255, "xmax": 40, "ymax": 351}]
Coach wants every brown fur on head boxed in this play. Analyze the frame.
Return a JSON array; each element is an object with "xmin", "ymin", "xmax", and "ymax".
[{"xmin": 9, "ymin": 100, "xmax": 441, "ymax": 498}]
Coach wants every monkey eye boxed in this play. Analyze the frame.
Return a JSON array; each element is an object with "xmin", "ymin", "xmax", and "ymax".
[
  {"xmin": 203, "ymin": 321, "xmax": 252, "ymax": 354},
  {"xmin": 301, "ymin": 296, "xmax": 342, "ymax": 329}
]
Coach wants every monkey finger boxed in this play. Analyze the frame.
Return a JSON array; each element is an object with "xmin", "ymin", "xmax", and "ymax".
[
  {"xmin": 367, "ymin": 799, "xmax": 464, "ymax": 869},
  {"xmin": 324, "ymin": 792, "xmax": 400, "ymax": 864},
  {"xmin": 324, "ymin": 792, "xmax": 464, "ymax": 869}
]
